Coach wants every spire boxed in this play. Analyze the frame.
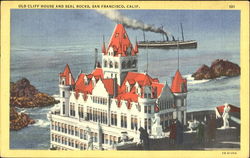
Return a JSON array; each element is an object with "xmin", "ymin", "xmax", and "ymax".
[
  {"xmin": 59, "ymin": 64, "xmax": 75, "ymax": 86},
  {"xmin": 171, "ymin": 70, "xmax": 187, "ymax": 93},
  {"xmin": 146, "ymin": 40, "xmax": 149, "ymax": 74},
  {"xmin": 107, "ymin": 24, "xmax": 134, "ymax": 57},
  {"xmin": 94, "ymin": 48, "xmax": 98, "ymax": 68},
  {"xmin": 177, "ymin": 38, "xmax": 180, "ymax": 70},
  {"xmin": 102, "ymin": 35, "xmax": 106, "ymax": 54}
]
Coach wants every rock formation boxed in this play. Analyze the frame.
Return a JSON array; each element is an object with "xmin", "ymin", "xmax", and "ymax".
[
  {"xmin": 10, "ymin": 78, "xmax": 59, "ymax": 130},
  {"xmin": 10, "ymin": 78, "xmax": 59, "ymax": 108},
  {"xmin": 192, "ymin": 59, "xmax": 240, "ymax": 80},
  {"xmin": 10, "ymin": 107, "xmax": 35, "ymax": 131}
]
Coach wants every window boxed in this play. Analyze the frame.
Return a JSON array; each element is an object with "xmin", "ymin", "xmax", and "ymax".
[
  {"xmin": 127, "ymin": 60, "xmax": 131, "ymax": 68},
  {"xmin": 62, "ymin": 91, "xmax": 65, "ymax": 97},
  {"xmin": 52, "ymin": 134, "xmax": 54, "ymax": 141},
  {"xmin": 104, "ymin": 60, "xmax": 107, "ymax": 67},
  {"xmin": 144, "ymin": 119, "xmax": 148, "ymax": 130},
  {"xmin": 68, "ymin": 125, "xmax": 71, "ymax": 134},
  {"xmin": 132, "ymin": 60, "xmax": 137, "ymax": 68},
  {"xmin": 148, "ymin": 106, "xmax": 151, "ymax": 114},
  {"xmin": 144, "ymin": 106, "xmax": 147, "ymax": 113},
  {"xmin": 70, "ymin": 103, "xmax": 75, "ymax": 116},
  {"xmin": 122, "ymin": 61, "xmax": 126, "ymax": 69},
  {"xmin": 78, "ymin": 106, "xmax": 84, "ymax": 118},
  {"xmin": 64, "ymin": 124, "xmax": 67, "ymax": 133},
  {"xmin": 115, "ymin": 62, "xmax": 118, "ymax": 68},
  {"xmin": 75, "ymin": 127, "xmax": 78, "ymax": 136},
  {"xmin": 121, "ymin": 114, "xmax": 127, "ymax": 128},
  {"xmin": 105, "ymin": 134, "xmax": 109, "ymax": 144},
  {"xmin": 131, "ymin": 116, "xmax": 138, "ymax": 130},
  {"xmin": 58, "ymin": 123, "xmax": 61, "ymax": 131},
  {"xmin": 62, "ymin": 102, "xmax": 65, "ymax": 114},
  {"xmin": 80, "ymin": 129, "xmax": 83, "ymax": 139},
  {"xmin": 52, "ymin": 121, "xmax": 55, "ymax": 130},
  {"xmin": 109, "ymin": 61, "xmax": 113, "ymax": 68}
]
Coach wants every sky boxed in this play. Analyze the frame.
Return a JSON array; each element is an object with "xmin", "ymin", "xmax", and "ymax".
[{"xmin": 11, "ymin": 9, "xmax": 240, "ymax": 50}]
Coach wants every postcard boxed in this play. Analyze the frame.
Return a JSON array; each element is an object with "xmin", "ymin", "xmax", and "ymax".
[{"xmin": 0, "ymin": 1, "xmax": 249, "ymax": 158}]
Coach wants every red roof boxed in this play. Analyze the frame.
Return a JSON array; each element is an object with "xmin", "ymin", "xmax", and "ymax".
[
  {"xmin": 104, "ymin": 24, "xmax": 138, "ymax": 57},
  {"xmin": 122, "ymin": 72, "xmax": 155, "ymax": 87},
  {"xmin": 74, "ymin": 68, "xmax": 115, "ymax": 97},
  {"xmin": 171, "ymin": 70, "xmax": 187, "ymax": 93},
  {"xmin": 102, "ymin": 78, "xmax": 115, "ymax": 95},
  {"xmin": 90, "ymin": 68, "xmax": 104, "ymax": 79},
  {"xmin": 152, "ymin": 82, "xmax": 164, "ymax": 98},
  {"xmin": 59, "ymin": 64, "xmax": 75, "ymax": 86}
]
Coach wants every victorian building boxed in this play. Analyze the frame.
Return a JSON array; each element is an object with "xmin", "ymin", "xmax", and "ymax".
[{"xmin": 47, "ymin": 24, "xmax": 187, "ymax": 150}]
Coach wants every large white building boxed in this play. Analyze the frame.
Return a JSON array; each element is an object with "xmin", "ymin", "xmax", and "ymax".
[{"xmin": 47, "ymin": 24, "xmax": 188, "ymax": 150}]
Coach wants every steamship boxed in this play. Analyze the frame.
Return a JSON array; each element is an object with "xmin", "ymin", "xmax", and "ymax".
[{"xmin": 138, "ymin": 23, "xmax": 197, "ymax": 49}]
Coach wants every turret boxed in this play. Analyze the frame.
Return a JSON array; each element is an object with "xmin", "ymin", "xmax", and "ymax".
[
  {"xmin": 59, "ymin": 64, "xmax": 75, "ymax": 116},
  {"xmin": 171, "ymin": 70, "xmax": 187, "ymax": 125},
  {"xmin": 102, "ymin": 24, "xmax": 139, "ymax": 85}
]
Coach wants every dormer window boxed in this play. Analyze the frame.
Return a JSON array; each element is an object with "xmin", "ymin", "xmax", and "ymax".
[{"xmin": 115, "ymin": 33, "xmax": 119, "ymax": 37}]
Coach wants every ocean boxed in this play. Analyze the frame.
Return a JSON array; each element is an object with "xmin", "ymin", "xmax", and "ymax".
[{"xmin": 10, "ymin": 9, "xmax": 240, "ymax": 149}]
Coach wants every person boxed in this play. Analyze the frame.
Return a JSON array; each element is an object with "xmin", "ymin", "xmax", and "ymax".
[
  {"xmin": 139, "ymin": 127, "xmax": 150, "ymax": 150},
  {"xmin": 196, "ymin": 121, "xmax": 205, "ymax": 145},
  {"xmin": 207, "ymin": 115, "xmax": 216, "ymax": 142},
  {"xmin": 169, "ymin": 120, "xmax": 177, "ymax": 145}
]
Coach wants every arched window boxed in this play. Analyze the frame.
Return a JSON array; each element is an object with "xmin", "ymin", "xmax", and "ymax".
[
  {"xmin": 61, "ymin": 80, "xmax": 65, "ymax": 85},
  {"xmin": 127, "ymin": 61, "xmax": 131, "ymax": 68},
  {"xmin": 109, "ymin": 61, "xmax": 113, "ymax": 68},
  {"xmin": 115, "ymin": 62, "xmax": 118, "ymax": 68},
  {"xmin": 104, "ymin": 60, "xmax": 107, "ymax": 67},
  {"xmin": 122, "ymin": 61, "xmax": 126, "ymax": 69},
  {"xmin": 132, "ymin": 59, "xmax": 137, "ymax": 68}
]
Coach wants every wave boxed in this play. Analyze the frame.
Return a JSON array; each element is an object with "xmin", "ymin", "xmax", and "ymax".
[
  {"xmin": 184, "ymin": 74, "xmax": 210, "ymax": 85},
  {"xmin": 33, "ymin": 119, "xmax": 50, "ymax": 128}
]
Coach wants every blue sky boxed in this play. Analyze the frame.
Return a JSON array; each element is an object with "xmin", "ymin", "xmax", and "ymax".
[{"xmin": 11, "ymin": 9, "xmax": 240, "ymax": 49}]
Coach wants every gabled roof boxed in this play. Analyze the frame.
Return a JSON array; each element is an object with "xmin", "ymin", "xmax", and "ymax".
[
  {"xmin": 89, "ymin": 67, "xmax": 104, "ymax": 79},
  {"xmin": 152, "ymin": 82, "xmax": 164, "ymax": 98},
  {"xmin": 102, "ymin": 78, "xmax": 115, "ymax": 95},
  {"xmin": 171, "ymin": 70, "xmax": 187, "ymax": 93},
  {"xmin": 104, "ymin": 24, "xmax": 138, "ymax": 57},
  {"xmin": 122, "ymin": 72, "xmax": 155, "ymax": 88},
  {"xmin": 59, "ymin": 64, "xmax": 75, "ymax": 86}
]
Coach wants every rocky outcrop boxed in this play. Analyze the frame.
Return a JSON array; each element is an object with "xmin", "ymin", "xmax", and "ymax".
[
  {"xmin": 192, "ymin": 59, "xmax": 240, "ymax": 80},
  {"xmin": 10, "ymin": 78, "xmax": 59, "ymax": 108},
  {"xmin": 10, "ymin": 107, "xmax": 35, "ymax": 131},
  {"xmin": 10, "ymin": 78, "xmax": 59, "ymax": 130}
]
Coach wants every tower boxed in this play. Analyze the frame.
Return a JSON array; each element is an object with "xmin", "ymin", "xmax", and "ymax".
[
  {"xmin": 58, "ymin": 64, "xmax": 75, "ymax": 116},
  {"xmin": 102, "ymin": 24, "xmax": 139, "ymax": 85},
  {"xmin": 171, "ymin": 70, "xmax": 187, "ymax": 125}
]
